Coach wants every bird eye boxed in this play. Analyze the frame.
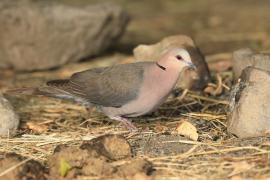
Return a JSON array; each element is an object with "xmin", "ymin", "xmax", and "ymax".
[{"xmin": 176, "ymin": 55, "xmax": 183, "ymax": 60}]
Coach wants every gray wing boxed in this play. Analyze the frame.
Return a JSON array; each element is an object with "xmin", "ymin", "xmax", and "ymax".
[{"xmin": 49, "ymin": 62, "xmax": 152, "ymax": 107}]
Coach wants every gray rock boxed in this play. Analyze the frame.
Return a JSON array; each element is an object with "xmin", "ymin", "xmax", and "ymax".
[
  {"xmin": 0, "ymin": 0, "xmax": 129, "ymax": 71},
  {"xmin": 0, "ymin": 94, "xmax": 19, "ymax": 137},
  {"xmin": 133, "ymin": 35, "xmax": 210, "ymax": 90},
  {"xmin": 233, "ymin": 48, "xmax": 270, "ymax": 80},
  {"xmin": 228, "ymin": 67, "xmax": 270, "ymax": 138}
]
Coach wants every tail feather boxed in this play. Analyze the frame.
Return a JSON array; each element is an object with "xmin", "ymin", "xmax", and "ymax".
[
  {"xmin": 6, "ymin": 87, "xmax": 39, "ymax": 95},
  {"xmin": 5, "ymin": 78, "xmax": 87, "ymax": 103},
  {"xmin": 47, "ymin": 79, "xmax": 70, "ymax": 88},
  {"xmin": 5, "ymin": 86, "xmax": 74, "ymax": 100},
  {"xmin": 6, "ymin": 79, "xmax": 72, "ymax": 96}
]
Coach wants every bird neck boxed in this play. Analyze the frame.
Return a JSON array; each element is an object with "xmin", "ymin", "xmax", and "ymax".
[
  {"xmin": 155, "ymin": 62, "xmax": 166, "ymax": 71},
  {"xmin": 150, "ymin": 62, "xmax": 181, "ymax": 92}
]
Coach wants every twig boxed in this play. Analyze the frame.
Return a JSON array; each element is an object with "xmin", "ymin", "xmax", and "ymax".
[{"xmin": 188, "ymin": 94, "xmax": 229, "ymax": 105}]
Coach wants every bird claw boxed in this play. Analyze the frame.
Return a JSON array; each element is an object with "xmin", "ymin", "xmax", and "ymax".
[
  {"xmin": 110, "ymin": 116, "xmax": 138, "ymax": 132},
  {"xmin": 121, "ymin": 120, "xmax": 138, "ymax": 132}
]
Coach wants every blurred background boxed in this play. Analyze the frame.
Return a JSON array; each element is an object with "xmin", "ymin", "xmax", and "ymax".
[
  {"xmin": 0, "ymin": 0, "xmax": 269, "ymax": 89},
  {"xmin": 60, "ymin": 0, "xmax": 270, "ymax": 54}
]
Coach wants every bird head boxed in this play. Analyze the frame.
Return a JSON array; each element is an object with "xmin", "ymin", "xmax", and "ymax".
[{"xmin": 157, "ymin": 48, "xmax": 196, "ymax": 71}]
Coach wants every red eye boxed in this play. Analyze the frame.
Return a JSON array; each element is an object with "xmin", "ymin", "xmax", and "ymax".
[{"xmin": 176, "ymin": 55, "xmax": 183, "ymax": 60}]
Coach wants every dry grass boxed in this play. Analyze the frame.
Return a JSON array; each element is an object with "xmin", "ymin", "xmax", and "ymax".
[{"xmin": 0, "ymin": 54, "xmax": 270, "ymax": 179}]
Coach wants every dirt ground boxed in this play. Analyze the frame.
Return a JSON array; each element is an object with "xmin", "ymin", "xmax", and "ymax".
[{"xmin": 1, "ymin": 0, "xmax": 270, "ymax": 179}]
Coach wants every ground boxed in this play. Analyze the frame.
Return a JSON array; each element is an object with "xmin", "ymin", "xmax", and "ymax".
[{"xmin": 1, "ymin": 0, "xmax": 270, "ymax": 179}]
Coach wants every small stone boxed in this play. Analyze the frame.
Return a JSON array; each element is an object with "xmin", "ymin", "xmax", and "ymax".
[
  {"xmin": 133, "ymin": 35, "xmax": 211, "ymax": 90},
  {"xmin": 228, "ymin": 67, "xmax": 270, "ymax": 138},
  {"xmin": 0, "ymin": 0, "xmax": 129, "ymax": 71},
  {"xmin": 232, "ymin": 48, "xmax": 270, "ymax": 80},
  {"xmin": 0, "ymin": 94, "xmax": 19, "ymax": 137},
  {"xmin": 80, "ymin": 134, "xmax": 132, "ymax": 160},
  {"xmin": 25, "ymin": 121, "xmax": 48, "ymax": 133}
]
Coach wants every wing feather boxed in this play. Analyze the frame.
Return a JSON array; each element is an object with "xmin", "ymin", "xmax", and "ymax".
[{"xmin": 47, "ymin": 62, "xmax": 152, "ymax": 107}]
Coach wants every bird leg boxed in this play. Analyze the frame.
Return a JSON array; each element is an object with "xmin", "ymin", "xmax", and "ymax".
[{"xmin": 110, "ymin": 116, "xmax": 138, "ymax": 132}]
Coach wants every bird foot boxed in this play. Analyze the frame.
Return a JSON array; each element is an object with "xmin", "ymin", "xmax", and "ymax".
[{"xmin": 110, "ymin": 116, "xmax": 138, "ymax": 132}]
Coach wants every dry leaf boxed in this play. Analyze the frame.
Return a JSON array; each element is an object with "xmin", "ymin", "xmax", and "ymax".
[
  {"xmin": 230, "ymin": 175, "xmax": 244, "ymax": 180},
  {"xmin": 26, "ymin": 121, "xmax": 49, "ymax": 133},
  {"xmin": 261, "ymin": 141, "xmax": 270, "ymax": 146},
  {"xmin": 173, "ymin": 120, "xmax": 198, "ymax": 141},
  {"xmin": 129, "ymin": 173, "xmax": 151, "ymax": 180},
  {"xmin": 155, "ymin": 123, "xmax": 169, "ymax": 133},
  {"xmin": 264, "ymin": 129, "xmax": 270, "ymax": 134},
  {"xmin": 228, "ymin": 161, "xmax": 253, "ymax": 177}
]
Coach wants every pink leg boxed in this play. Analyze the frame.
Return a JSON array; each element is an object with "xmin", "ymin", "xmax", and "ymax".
[{"xmin": 110, "ymin": 116, "xmax": 138, "ymax": 132}]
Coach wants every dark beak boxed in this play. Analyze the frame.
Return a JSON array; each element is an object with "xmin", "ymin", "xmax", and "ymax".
[{"xmin": 185, "ymin": 61, "xmax": 197, "ymax": 70}]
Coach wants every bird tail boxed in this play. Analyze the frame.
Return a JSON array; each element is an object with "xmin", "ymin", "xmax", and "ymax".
[
  {"xmin": 6, "ymin": 87, "xmax": 39, "ymax": 95},
  {"xmin": 6, "ymin": 85, "xmax": 74, "ymax": 100}
]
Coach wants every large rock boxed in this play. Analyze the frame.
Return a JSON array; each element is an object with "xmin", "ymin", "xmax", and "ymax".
[
  {"xmin": 228, "ymin": 67, "xmax": 270, "ymax": 138},
  {"xmin": 232, "ymin": 48, "xmax": 270, "ymax": 80},
  {"xmin": 0, "ymin": 0, "xmax": 129, "ymax": 71},
  {"xmin": 0, "ymin": 94, "xmax": 19, "ymax": 137},
  {"xmin": 133, "ymin": 35, "xmax": 211, "ymax": 90}
]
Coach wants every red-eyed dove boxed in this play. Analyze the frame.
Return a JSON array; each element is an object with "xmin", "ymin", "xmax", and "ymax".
[{"xmin": 8, "ymin": 48, "xmax": 196, "ymax": 131}]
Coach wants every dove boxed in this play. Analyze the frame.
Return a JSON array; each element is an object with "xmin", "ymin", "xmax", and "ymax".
[{"xmin": 7, "ymin": 48, "xmax": 196, "ymax": 131}]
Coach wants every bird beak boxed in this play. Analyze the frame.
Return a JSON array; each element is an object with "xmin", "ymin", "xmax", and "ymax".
[{"xmin": 185, "ymin": 61, "xmax": 197, "ymax": 70}]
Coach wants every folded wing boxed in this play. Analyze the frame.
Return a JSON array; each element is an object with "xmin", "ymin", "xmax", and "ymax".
[{"xmin": 47, "ymin": 62, "xmax": 151, "ymax": 107}]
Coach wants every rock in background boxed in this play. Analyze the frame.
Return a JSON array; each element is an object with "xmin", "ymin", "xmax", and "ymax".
[
  {"xmin": 0, "ymin": 0, "xmax": 129, "ymax": 71},
  {"xmin": 228, "ymin": 67, "xmax": 270, "ymax": 138},
  {"xmin": 133, "ymin": 35, "xmax": 211, "ymax": 90},
  {"xmin": 0, "ymin": 94, "xmax": 19, "ymax": 137},
  {"xmin": 233, "ymin": 48, "xmax": 270, "ymax": 80}
]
